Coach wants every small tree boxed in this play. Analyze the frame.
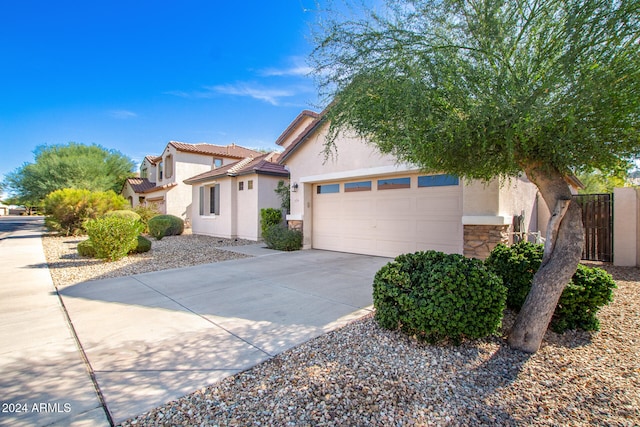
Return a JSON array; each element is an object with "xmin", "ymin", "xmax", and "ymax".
[
  {"xmin": 311, "ymin": 0, "xmax": 640, "ymax": 352},
  {"xmin": 274, "ymin": 180, "xmax": 291, "ymax": 213}
]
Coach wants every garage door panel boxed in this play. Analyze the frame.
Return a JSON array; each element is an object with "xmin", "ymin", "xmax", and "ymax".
[{"xmin": 312, "ymin": 177, "xmax": 463, "ymax": 257}]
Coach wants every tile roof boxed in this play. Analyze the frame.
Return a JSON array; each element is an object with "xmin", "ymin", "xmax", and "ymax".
[
  {"xmin": 139, "ymin": 182, "xmax": 178, "ymax": 194},
  {"xmin": 274, "ymin": 110, "xmax": 320, "ymax": 147},
  {"xmin": 184, "ymin": 153, "xmax": 289, "ymax": 184},
  {"xmin": 144, "ymin": 155, "xmax": 161, "ymax": 165},
  {"xmin": 277, "ymin": 110, "xmax": 327, "ymax": 164},
  {"xmin": 125, "ymin": 178, "xmax": 157, "ymax": 193},
  {"xmin": 168, "ymin": 141, "xmax": 262, "ymax": 159}
]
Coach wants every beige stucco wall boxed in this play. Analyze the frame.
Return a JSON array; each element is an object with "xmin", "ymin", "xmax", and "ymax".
[
  {"xmin": 284, "ymin": 122, "xmax": 541, "ymax": 249},
  {"xmin": 190, "ymin": 174, "xmax": 286, "ymax": 240},
  {"xmin": 613, "ymin": 187, "xmax": 639, "ymax": 266}
]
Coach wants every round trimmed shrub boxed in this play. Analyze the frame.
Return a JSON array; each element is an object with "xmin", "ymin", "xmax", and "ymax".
[
  {"xmin": 84, "ymin": 216, "xmax": 144, "ymax": 261},
  {"xmin": 103, "ymin": 209, "xmax": 142, "ymax": 222},
  {"xmin": 484, "ymin": 241, "xmax": 543, "ymax": 309},
  {"xmin": 485, "ymin": 241, "xmax": 616, "ymax": 332},
  {"xmin": 373, "ymin": 250, "xmax": 506, "ymax": 344},
  {"xmin": 130, "ymin": 235, "xmax": 152, "ymax": 254},
  {"xmin": 147, "ymin": 214, "xmax": 184, "ymax": 238},
  {"xmin": 77, "ymin": 239, "xmax": 96, "ymax": 257}
]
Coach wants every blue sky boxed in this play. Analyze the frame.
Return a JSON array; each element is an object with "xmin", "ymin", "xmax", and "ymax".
[{"xmin": 0, "ymin": 0, "xmax": 325, "ymax": 183}]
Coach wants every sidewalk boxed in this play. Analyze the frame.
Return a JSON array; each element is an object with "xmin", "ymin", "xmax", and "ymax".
[{"xmin": 0, "ymin": 217, "xmax": 110, "ymax": 427}]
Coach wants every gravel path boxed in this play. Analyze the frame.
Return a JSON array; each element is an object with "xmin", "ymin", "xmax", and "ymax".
[
  {"xmin": 42, "ymin": 236, "xmax": 640, "ymax": 426},
  {"xmin": 42, "ymin": 231, "xmax": 253, "ymax": 289}
]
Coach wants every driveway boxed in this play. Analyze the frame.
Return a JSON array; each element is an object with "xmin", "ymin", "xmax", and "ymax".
[{"xmin": 57, "ymin": 242, "xmax": 390, "ymax": 424}]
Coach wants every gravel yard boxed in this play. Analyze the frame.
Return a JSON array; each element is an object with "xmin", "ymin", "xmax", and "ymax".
[{"xmin": 42, "ymin": 235, "xmax": 640, "ymax": 426}]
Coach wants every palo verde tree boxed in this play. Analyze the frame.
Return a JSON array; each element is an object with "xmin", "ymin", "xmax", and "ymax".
[
  {"xmin": 3, "ymin": 142, "xmax": 135, "ymax": 207},
  {"xmin": 311, "ymin": 0, "xmax": 640, "ymax": 352}
]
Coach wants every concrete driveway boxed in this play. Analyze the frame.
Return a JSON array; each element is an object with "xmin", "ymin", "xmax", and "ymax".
[{"xmin": 57, "ymin": 244, "xmax": 390, "ymax": 424}]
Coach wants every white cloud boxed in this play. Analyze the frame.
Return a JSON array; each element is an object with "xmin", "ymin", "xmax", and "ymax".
[
  {"xmin": 259, "ymin": 56, "xmax": 313, "ymax": 77},
  {"xmin": 110, "ymin": 110, "xmax": 138, "ymax": 119},
  {"xmin": 208, "ymin": 84, "xmax": 296, "ymax": 106}
]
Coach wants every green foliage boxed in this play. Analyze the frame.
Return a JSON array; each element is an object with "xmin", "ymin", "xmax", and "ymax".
[
  {"xmin": 485, "ymin": 242, "xmax": 544, "ymax": 309},
  {"xmin": 577, "ymin": 167, "xmax": 630, "ymax": 194},
  {"xmin": 77, "ymin": 239, "xmax": 96, "ymax": 258},
  {"xmin": 260, "ymin": 208, "xmax": 282, "ymax": 236},
  {"xmin": 103, "ymin": 209, "xmax": 141, "ymax": 222},
  {"xmin": 263, "ymin": 224, "xmax": 303, "ymax": 251},
  {"xmin": 373, "ymin": 251, "xmax": 506, "ymax": 344},
  {"xmin": 2, "ymin": 142, "xmax": 135, "ymax": 206},
  {"xmin": 84, "ymin": 216, "xmax": 144, "ymax": 261},
  {"xmin": 311, "ymin": 0, "xmax": 640, "ymax": 181},
  {"xmin": 274, "ymin": 181, "xmax": 290, "ymax": 213},
  {"xmin": 130, "ymin": 235, "xmax": 152, "ymax": 254},
  {"xmin": 133, "ymin": 204, "xmax": 161, "ymax": 232},
  {"xmin": 147, "ymin": 214, "xmax": 184, "ymax": 238},
  {"xmin": 43, "ymin": 188, "xmax": 128, "ymax": 235},
  {"xmin": 148, "ymin": 218, "xmax": 171, "ymax": 240},
  {"xmin": 486, "ymin": 242, "xmax": 616, "ymax": 332},
  {"xmin": 552, "ymin": 264, "xmax": 616, "ymax": 333}
]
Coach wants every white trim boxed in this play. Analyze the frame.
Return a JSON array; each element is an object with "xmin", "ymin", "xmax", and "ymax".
[
  {"xmin": 286, "ymin": 214, "xmax": 303, "ymax": 221},
  {"xmin": 299, "ymin": 164, "xmax": 419, "ymax": 183},
  {"xmin": 462, "ymin": 215, "xmax": 513, "ymax": 225}
]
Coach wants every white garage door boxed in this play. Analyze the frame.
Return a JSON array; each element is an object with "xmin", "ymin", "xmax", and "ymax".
[{"xmin": 312, "ymin": 174, "xmax": 463, "ymax": 258}]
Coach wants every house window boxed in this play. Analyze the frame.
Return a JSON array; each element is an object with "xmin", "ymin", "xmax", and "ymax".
[
  {"xmin": 158, "ymin": 161, "xmax": 163, "ymax": 180},
  {"xmin": 199, "ymin": 184, "xmax": 220, "ymax": 215},
  {"xmin": 239, "ymin": 181, "xmax": 244, "ymax": 191},
  {"xmin": 317, "ymin": 183, "xmax": 340, "ymax": 194},
  {"xmin": 165, "ymin": 155, "xmax": 173, "ymax": 179},
  {"xmin": 213, "ymin": 158, "xmax": 223, "ymax": 168},
  {"xmin": 345, "ymin": 181, "xmax": 372, "ymax": 192},
  {"xmin": 418, "ymin": 174, "xmax": 460, "ymax": 187},
  {"xmin": 248, "ymin": 180, "xmax": 253, "ymax": 190},
  {"xmin": 378, "ymin": 177, "xmax": 411, "ymax": 190},
  {"xmin": 140, "ymin": 167, "xmax": 148, "ymax": 179}
]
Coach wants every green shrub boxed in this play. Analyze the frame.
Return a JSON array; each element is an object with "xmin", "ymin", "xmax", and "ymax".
[
  {"xmin": 147, "ymin": 214, "xmax": 184, "ymax": 238},
  {"xmin": 130, "ymin": 235, "xmax": 152, "ymax": 254},
  {"xmin": 43, "ymin": 188, "xmax": 128, "ymax": 235},
  {"xmin": 77, "ymin": 239, "xmax": 96, "ymax": 257},
  {"xmin": 485, "ymin": 241, "xmax": 543, "ymax": 309},
  {"xmin": 133, "ymin": 204, "xmax": 161, "ymax": 232},
  {"xmin": 148, "ymin": 218, "xmax": 172, "ymax": 240},
  {"xmin": 552, "ymin": 264, "xmax": 616, "ymax": 333},
  {"xmin": 485, "ymin": 241, "xmax": 616, "ymax": 332},
  {"xmin": 84, "ymin": 216, "xmax": 144, "ymax": 261},
  {"xmin": 103, "ymin": 209, "xmax": 142, "ymax": 222},
  {"xmin": 373, "ymin": 251, "xmax": 506, "ymax": 344},
  {"xmin": 260, "ymin": 208, "xmax": 282, "ymax": 236},
  {"xmin": 263, "ymin": 224, "xmax": 303, "ymax": 251}
]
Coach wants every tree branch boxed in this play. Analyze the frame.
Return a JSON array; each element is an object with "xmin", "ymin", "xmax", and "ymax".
[{"xmin": 542, "ymin": 198, "xmax": 571, "ymax": 265}]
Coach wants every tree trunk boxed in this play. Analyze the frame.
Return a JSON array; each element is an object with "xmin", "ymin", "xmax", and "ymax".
[{"xmin": 507, "ymin": 164, "xmax": 584, "ymax": 353}]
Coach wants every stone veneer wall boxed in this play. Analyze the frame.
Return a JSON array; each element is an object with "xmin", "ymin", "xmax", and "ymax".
[
  {"xmin": 287, "ymin": 220, "xmax": 303, "ymax": 231},
  {"xmin": 464, "ymin": 224, "xmax": 510, "ymax": 260}
]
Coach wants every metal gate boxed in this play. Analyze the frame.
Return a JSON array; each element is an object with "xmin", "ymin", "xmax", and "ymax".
[{"xmin": 572, "ymin": 194, "xmax": 613, "ymax": 262}]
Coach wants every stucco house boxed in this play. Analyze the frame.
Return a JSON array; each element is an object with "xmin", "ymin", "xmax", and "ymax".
[
  {"xmin": 122, "ymin": 141, "xmax": 262, "ymax": 224},
  {"xmin": 277, "ymin": 110, "xmax": 543, "ymax": 259},
  {"xmin": 184, "ymin": 152, "xmax": 289, "ymax": 240}
]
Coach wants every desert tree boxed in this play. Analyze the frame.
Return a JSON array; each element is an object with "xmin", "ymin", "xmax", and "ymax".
[
  {"xmin": 310, "ymin": 0, "xmax": 640, "ymax": 352},
  {"xmin": 3, "ymin": 142, "xmax": 135, "ymax": 207}
]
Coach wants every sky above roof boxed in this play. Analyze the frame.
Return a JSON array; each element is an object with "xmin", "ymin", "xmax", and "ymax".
[{"xmin": 0, "ymin": 0, "xmax": 327, "ymax": 182}]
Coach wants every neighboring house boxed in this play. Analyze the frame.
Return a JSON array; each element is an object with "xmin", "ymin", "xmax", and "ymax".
[
  {"xmin": 277, "ymin": 110, "xmax": 542, "ymax": 259},
  {"xmin": 122, "ymin": 142, "xmax": 262, "ymax": 224},
  {"xmin": 0, "ymin": 203, "xmax": 8, "ymax": 216},
  {"xmin": 184, "ymin": 152, "xmax": 289, "ymax": 240}
]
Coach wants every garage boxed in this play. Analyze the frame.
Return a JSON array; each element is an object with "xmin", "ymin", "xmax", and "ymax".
[{"xmin": 311, "ymin": 173, "xmax": 463, "ymax": 258}]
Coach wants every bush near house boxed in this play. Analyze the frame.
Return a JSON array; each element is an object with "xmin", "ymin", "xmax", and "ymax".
[
  {"xmin": 44, "ymin": 188, "xmax": 128, "ymax": 235},
  {"xmin": 260, "ymin": 208, "xmax": 282, "ymax": 236},
  {"xmin": 373, "ymin": 251, "xmax": 506, "ymax": 344},
  {"xmin": 103, "ymin": 209, "xmax": 142, "ymax": 222},
  {"xmin": 84, "ymin": 216, "xmax": 144, "ymax": 261},
  {"xmin": 133, "ymin": 204, "xmax": 161, "ymax": 233},
  {"xmin": 77, "ymin": 235, "xmax": 151, "ymax": 259},
  {"xmin": 263, "ymin": 224, "xmax": 303, "ymax": 251},
  {"xmin": 485, "ymin": 242, "xmax": 616, "ymax": 333},
  {"xmin": 147, "ymin": 214, "xmax": 184, "ymax": 240}
]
